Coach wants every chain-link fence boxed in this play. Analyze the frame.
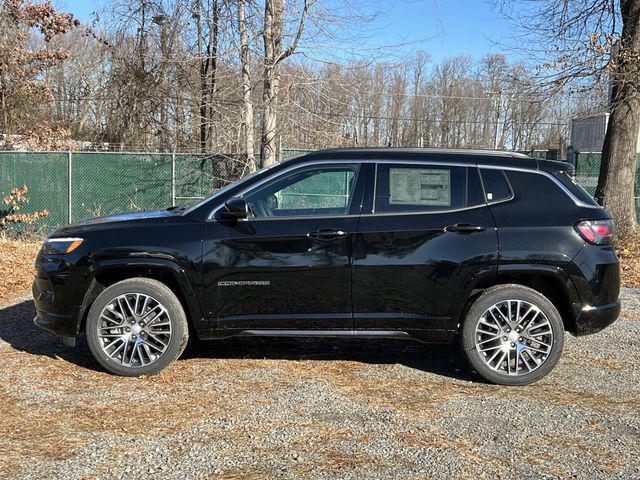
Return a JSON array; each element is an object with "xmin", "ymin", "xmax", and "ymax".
[
  {"xmin": 1, "ymin": 149, "xmax": 638, "ymax": 234},
  {"xmin": 0, "ymin": 149, "xmax": 315, "ymax": 233},
  {"xmin": 574, "ymin": 152, "xmax": 640, "ymax": 218}
]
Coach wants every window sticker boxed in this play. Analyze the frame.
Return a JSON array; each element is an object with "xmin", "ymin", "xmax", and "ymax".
[{"xmin": 389, "ymin": 168, "xmax": 451, "ymax": 206}]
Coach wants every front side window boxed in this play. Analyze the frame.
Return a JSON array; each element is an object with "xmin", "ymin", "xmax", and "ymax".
[
  {"xmin": 374, "ymin": 164, "xmax": 484, "ymax": 213},
  {"xmin": 245, "ymin": 164, "xmax": 359, "ymax": 218}
]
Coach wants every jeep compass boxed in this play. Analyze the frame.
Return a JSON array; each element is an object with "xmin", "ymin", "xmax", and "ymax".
[{"xmin": 33, "ymin": 148, "xmax": 621, "ymax": 385}]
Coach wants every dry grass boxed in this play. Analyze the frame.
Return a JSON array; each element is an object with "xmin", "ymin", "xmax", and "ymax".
[
  {"xmin": 617, "ymin": 234, "xmax": 640, "ymax": 288},
  {"xmin": 0, "ymin": 355, "xmax": 275, "ymax": 474},
  {"xmin": 0, "ymin": 237, "xmax": 40, "ymax": 305}
]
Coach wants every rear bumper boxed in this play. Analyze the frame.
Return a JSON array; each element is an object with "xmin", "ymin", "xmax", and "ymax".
[
  {"xmin": 564, "ymin": 243, "xmax": 620, "ymax": 336},
  {"xmin": 573, "ymin": 300, "xmax": 621, "ymax": 336}
]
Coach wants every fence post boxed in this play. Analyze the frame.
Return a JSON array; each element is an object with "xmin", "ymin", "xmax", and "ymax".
[
  {"xmin": 67, "ymin": 150, "xmax": 73, "ymax": 224},
  {"xmin": 171, "ymin": 152, "xmax": 176, "ymax": 207}
]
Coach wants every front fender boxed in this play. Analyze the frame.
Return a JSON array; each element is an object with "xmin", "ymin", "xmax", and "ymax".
[{"xmin": 76, "ymin": 257, "xmax": 204, "ymax": 335}]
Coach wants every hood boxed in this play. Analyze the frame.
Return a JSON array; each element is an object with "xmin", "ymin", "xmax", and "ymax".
[
  {"xmin": 49, "ymin": 209, "xmax": 179, "ymax": 237},
  {"xmin": 72, "ymin": 209, "xmax": 175, "ymax": 226}
]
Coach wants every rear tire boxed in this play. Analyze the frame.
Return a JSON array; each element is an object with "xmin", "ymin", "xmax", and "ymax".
[
  {"xmin": 462, "ymin": 284, "xmax": 564, "ymax": 386},
  {"xmin": 86, "ymin": 278, "xmax": 189, "ymax": 376}
]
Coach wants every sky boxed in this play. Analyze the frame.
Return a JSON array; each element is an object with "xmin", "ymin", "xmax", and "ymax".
[
  {"xmin": 366, "ymin": 0, "xmax": 514, "ymax": 62},
  {"xmin": 55, "ymin": 0, "xmax": 516, "ymax": 64}
]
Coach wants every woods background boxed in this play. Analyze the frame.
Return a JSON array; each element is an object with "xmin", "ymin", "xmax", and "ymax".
[
  {"xmin": 0, "ymin": 0, "xmax": 638, "ymax": 235},
  {"xmin": 0, "ymin": 1, "xmax": 606, "ymax": 156}
]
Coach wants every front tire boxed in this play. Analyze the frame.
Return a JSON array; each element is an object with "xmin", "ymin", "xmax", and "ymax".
[
  {"xmin": 86, "ymin": 278, "xmax": 189, "ymax": 376},
  {"xmin": 462, "ymin": 285, "xmax": 564, "ymax": 386}
]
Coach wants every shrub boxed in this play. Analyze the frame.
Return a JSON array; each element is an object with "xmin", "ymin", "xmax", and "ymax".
[{"xmin": 0, "ymin": 185, "xmax": 49, "ymax": 228}]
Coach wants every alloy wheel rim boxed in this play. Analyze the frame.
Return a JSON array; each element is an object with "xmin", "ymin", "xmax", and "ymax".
[
  {"xmin": 474, "ymin": 299, "xmax": 553, "ymax": 376},
  {"xmin": 97, "ymin": 293, "xmax": 172, "ymax": 367}
]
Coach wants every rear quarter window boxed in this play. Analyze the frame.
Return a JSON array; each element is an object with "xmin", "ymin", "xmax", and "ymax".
[
  {"xmin": 496, "ymin": 170, "xmax": 578, "ymax": 225},
  {"xmin": 480, "ymin": 169, "xmax": 513, "ymax": 203},
  {"xmin": 552, "ymin": 171, "xmax": 599, "ymax": 206}
]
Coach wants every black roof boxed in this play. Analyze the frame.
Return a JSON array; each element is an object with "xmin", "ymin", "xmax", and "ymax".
[{"xmin": 295, "ymin": 147, "xmax": 573, "ymax": 172}]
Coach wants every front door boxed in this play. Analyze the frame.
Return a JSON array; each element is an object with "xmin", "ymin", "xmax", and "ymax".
[
  {"xmin": 352, "ymin": 162, "xmax": 498, "ymax": 336},
  {"xmin": 202, "ymin": 162, "xmax": 364, "ymax": 333}
]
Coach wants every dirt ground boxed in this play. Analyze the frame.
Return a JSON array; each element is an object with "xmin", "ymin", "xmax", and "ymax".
[
  {"xmin": 1, "ymin": 291, "xmax": 639, "ymax": 479},
  {"xmin": 0, "ymin": 237, "xmax": 639, "ymax": 479}
]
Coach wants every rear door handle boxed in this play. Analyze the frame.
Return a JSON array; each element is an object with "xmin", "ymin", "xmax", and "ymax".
[
  {"xmin": 307, "ymin": 228, "xmax": 348, "ymax": 240},
  {"xmin": 444, "ymin": 223, "xmax": 486, "ymax": 234}
]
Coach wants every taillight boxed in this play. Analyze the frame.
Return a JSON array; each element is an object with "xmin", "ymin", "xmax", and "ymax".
[{"xmin": 575, "ymin": 220, "xmax": 614, "ymax": 245}]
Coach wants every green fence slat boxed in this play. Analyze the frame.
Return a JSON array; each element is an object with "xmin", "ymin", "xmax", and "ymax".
[
  {"xmin": 0, "ymin": 152, "xmax": 68, "ymax": 232},
  {"xmin": 2, "ymin": 149, "xmax": 635, "ymax": 235}
]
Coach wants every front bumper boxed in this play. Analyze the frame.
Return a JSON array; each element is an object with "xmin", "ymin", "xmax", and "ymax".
[
  {"xmin": 33, "ymin": 310, "xmax": 77, "ymax": 337},
  {"xmin": 32, "ymin": 251, "xmax": 85, "ymax": 340},
  {"xmin": 573, "ymin": 300, "xmax": 621, "ymax": 336}
]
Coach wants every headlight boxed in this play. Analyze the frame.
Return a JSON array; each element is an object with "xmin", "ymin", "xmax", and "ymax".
[{"xmin": 42, "ymin": 237, "xmax": 84, "ymax": 255}]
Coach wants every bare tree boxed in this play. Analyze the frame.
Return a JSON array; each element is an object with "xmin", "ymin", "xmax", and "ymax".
[
  {"xmin": 409, "ymin": 52, "xmax": 430, "ymax": 147},
  {"xmin": 261, "ymin": 0, "xmax": 314, "ymax": 167},
  {"xmin": 598, "ymin": 1, "xmax": 640, "ymax": 237},
  {"xmin": 3, "ymin": 0, "xmax": 585, "ymax": 170},
  {"xmin": 497, "ymin": 0, "xmax": 640, "ymax": 237},
  {"xmin": 238, "ymin": 0, "xmax": 257, "ymax": 171},
  {"xmin": 195, "ymin": 0, "xmax": 220, "ymax": 152}
]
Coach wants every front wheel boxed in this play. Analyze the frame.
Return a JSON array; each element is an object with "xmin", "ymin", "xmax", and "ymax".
[
  {"xmin": 86, "ymin": 278, "xmax": 189, "ymax": 376},
  {"xmin": 462, "ymin": 285, "xmax": 564, "ymax": 386}
]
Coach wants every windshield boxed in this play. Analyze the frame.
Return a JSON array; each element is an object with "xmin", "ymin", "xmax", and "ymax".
[
  {"xmin": 181, "ymin": 163, "xmax": 277, "ymax": 215},
  {"xmin": 553, "ymin": 171, "xmax": 599, "ymax": 206}
]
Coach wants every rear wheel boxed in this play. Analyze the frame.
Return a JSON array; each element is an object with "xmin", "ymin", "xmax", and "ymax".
[
  {"xmin": 86, "ymin": 278, "xmax": 189, "ymax": 376},
  {"xmin": 462, "ymin": 285, "xmax": 564, "ymax": 386}
]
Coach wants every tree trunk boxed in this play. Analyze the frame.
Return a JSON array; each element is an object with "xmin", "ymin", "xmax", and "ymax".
[
  {"xmin": 196, "ymin": 0, "xmax": 218, "ymax": 153},
  {"xmin": 261, "ymin": 0, "xmax": 284, "ymax": 168},
  {"xmin": 238, "ymin": 0, "xmax": 256, "ymax": 172},
  {"xmin": 596, "ymin": 0, "xmax": 640, "ymax": 238},
  {"xmin": 261, "ymin": 67, "xmax": 280, "ymax": 167},
  {"xmin": 260, "ymin": 0, "xmax": 310, "ymax": 166},
  {"xmin": 158, "ymin": 20, "xmax": 169, "ymax": 151},
  {"xmin": 195, "ymin": 0, "xmax": 205, "ymax": 152}
]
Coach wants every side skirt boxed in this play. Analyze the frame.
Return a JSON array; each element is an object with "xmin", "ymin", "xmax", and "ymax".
[{"xmin": 239, "ymin": 329, "xmax": 411, "ymax": 339}]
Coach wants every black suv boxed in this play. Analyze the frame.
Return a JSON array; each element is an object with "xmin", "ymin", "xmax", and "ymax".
[{"xmin": 33, "ymin": 148, "xmax": 620, "ymax": 385}]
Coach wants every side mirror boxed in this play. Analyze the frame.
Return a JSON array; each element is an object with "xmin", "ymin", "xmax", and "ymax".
[{"xmin": 221, "ymin": 196, "xmax": 249, "ymax": 220}]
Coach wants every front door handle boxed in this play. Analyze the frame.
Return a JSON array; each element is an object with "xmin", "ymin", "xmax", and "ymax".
[
  {"xmin": 444, "ymin": 223, "xmax": 486, "ymax": 234},
  {"xmin": 307, "ymin": 228, "xmax": 348, "ymax": 240}
]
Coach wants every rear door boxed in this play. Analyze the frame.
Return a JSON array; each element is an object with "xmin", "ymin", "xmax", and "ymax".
[{"xmin": 352, "ymin": 161, "xmax": 498, "ymax": 336}]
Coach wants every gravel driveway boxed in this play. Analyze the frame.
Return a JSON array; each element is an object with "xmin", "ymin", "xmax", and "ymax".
[{"xmin": 1, "ymin": 289, "xmax": 638, "ymax": 479}]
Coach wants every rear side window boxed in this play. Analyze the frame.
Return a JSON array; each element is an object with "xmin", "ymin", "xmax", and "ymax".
[
  {"xmin": 552, "ymin": 171, "xmax": 599, "ymax": 206},
  {"xmin": 374, "ymin": 164, "xmax": 484, "ymax": 213},
  {"xmin": 480, "ymin": 169, "xmax": 513, "ymax": 203}
]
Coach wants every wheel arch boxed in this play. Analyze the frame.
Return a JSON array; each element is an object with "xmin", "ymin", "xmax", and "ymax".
[
  {"xmin": 77, "ymin": 259, "xmax": 204, "ymax": 337},
  {"xmin": 456, "ymin": 264, "xmax": 581, "ymax": 335}
]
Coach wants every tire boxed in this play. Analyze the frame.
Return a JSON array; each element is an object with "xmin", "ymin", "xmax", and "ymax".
[
  {"xmin": 86, "ymin": 278, "xmax": 189, "ymax": 376},
  {"xmin": 461, "ymin": 284, "xmax": 564, "ymax": 386}
]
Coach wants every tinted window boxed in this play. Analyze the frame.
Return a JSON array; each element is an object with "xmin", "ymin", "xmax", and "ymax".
[
  {"xmin": 553, "ymin": 171, "xmax": 599, "ymax": 206},
  {"xmin": 468, "ymin": 168, "xmax": 485, "ymax": 206},
  {"xmin": 245, "ymin": 165, "xmax": 358, "ymax": 218},
  {"xmin": 374, "ymin": 164, "xmax": 483, "ymax": 213},
  {"xmin": 480, "ymin": 169, "xmax": 513, "ymax": 202}
]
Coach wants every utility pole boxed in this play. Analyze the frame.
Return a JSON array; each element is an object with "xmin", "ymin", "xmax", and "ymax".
[{"xmin": 494, "ymin": 91, "xmax": 503, "ymax": 150}]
